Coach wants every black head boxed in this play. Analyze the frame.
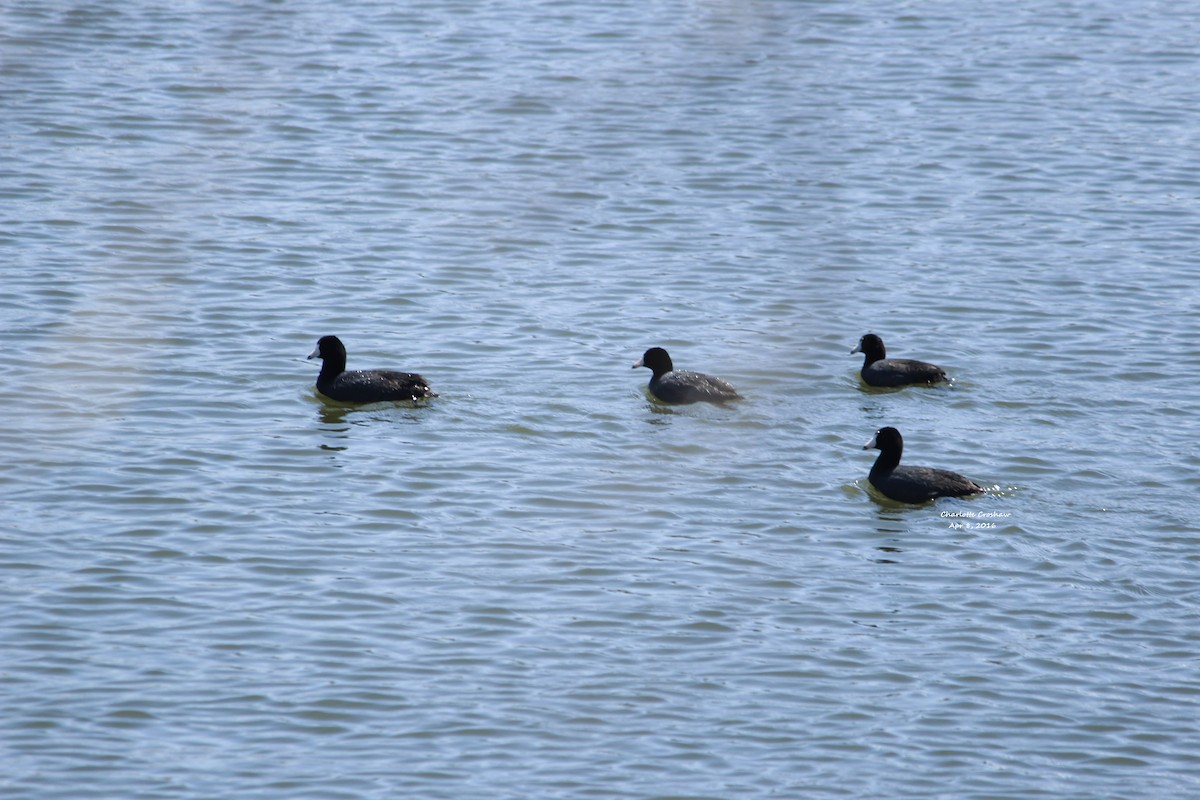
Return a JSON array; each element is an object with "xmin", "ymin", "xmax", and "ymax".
[
  {"xmin": 307, "ymin": 335, "xmax": 347, "ymax": 367},
  {"xmin": 863, "ymin": 426, "xmax": 903, "ymax": 454},
  {"xmin": 633, "ymin": 346, "xmax": 674, "ymax": 376},
  {"xmin": 851, "ymin": 333, "xmax": 886, "ymax": 362}
]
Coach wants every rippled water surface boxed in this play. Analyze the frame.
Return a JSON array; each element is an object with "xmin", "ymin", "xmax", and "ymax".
[{"xmin": 3, "ymin": 1, "xmax": 1200, "ymax": 798}]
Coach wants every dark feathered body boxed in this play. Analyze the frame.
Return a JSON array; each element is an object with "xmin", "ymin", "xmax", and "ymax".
[
  {"xmin": 308, "ymin": 335, "xmax": 436, "ymax": 404},
  {"xmin": 864, "ymin": 426, "xmax": 984, "ymax": 504},
  {"xmin": 649, "ymin": 369, "xmax": 742, "ymax": 405},
  {"xmin": 317, "ymin": 368, "xmax": 436, "ymax": 403},
  {"xmin": 852, "ymin": 333, "xmax": 946, "ymax": 387},
  {"xmin": 634, "ymin": 347, "xmax": 741, "ymax": 405}
]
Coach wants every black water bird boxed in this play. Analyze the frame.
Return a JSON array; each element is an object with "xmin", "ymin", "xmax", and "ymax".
[
  {"xmin": 862, "ymin": 426, "xmax": 984, "ymax": 504},
  {"xmin": 851, "ymin": 333, "xmax": 947, "ymax": 387},
  {"xmin": 632, "ymin": 347, "xmax": 741, "ymax": 405},
  {"xmin": 307, "ymin": 335, "xmax": 436, "ymax": 404}
]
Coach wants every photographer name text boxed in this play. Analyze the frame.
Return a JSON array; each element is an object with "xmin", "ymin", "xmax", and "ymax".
[{"xmin": 942, "ymin": 510, "xmax": 1010, "ymax": 530}]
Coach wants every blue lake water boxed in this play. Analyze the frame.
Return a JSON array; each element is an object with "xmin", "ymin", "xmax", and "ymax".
[{"xmin": 2, "ymin": 1, "xmax": 1199, "ymax": 798}]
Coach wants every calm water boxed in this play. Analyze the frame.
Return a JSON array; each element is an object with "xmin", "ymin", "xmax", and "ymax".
[{"xmin": 3, "ymin": 1, "xmax": 1200, "ymax": 797}]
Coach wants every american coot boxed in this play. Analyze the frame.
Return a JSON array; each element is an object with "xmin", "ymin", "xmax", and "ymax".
[
  {"xmin": 851, "ymin": 333, "xmax": 947, "ymax": 387},
  {"xmin": 862, "ymin": 426, "xmax": 984, "ymax": 504},
  {"xmin": 633, "ymin": 347, "xmax": 742, "ymax": 405},
  {"xmin": 307, "ymin": 335, "xmax": 437, "ymax": 404}
]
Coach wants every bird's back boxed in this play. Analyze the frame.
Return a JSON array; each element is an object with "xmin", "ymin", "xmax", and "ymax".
[
  {"xmin": 871, "ymin": 464, "xmax": 982, "ymax": 503},
  {"xmin": 862, "ymin": 358, "xmax": 946, "ymax": 387},
  {"xmin": 321, "ymin": 369, "xmax": 437, "ymax": 403},
  {"xmin": 650, "ymin": 370, "xmax": 741, "ymax": 404}
]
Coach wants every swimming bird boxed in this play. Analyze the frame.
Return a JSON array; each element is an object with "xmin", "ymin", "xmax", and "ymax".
[
  {"xmin": 862, "ymin": 426, "xmax": 984, "ymax": 504},
  {"xmin": 632, "ymin": 346, "xmax": 741, "ymax": 405},
  {"xmin": 851, "ymin": 333, "xmax": 947, "ymax": 387},
  {"xmin": 306, "ymin": 335, "xmax": 436, "ymax": 404}
]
